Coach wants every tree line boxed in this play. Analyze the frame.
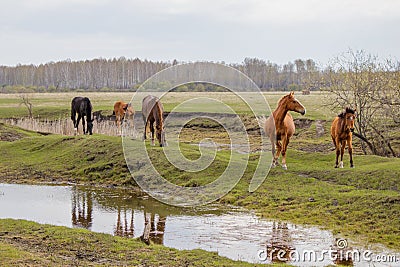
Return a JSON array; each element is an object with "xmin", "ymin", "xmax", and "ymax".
[{"xmin": 0, "ymin": 57, "xmax": 320, "ymax": 92}]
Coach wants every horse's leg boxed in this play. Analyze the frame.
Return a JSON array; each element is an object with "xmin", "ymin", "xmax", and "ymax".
[
  {"xmin": 76, "ymin": 114, "xmax": 82, "ymax": 135},
  {"xmin": 72, "ymin": 111, "xmax": 77, "ymax": 135},
  {"xmin": 272, "ymin": 141, "xmax": 282, "ymax": 167},
  {"xmin": 150, "ymin": 120, "xmax": 155, "ymax": 146},
  {"xmin": 82, "ymin": 115, "xmax": 86, "ymax": 134},
  {"xmin": 72, "ymin": 112, "xmax": 78, "ymax": 135},
  {"xmin": 348, "ymin": 136, "xmax": 354, "ymax": 168},
  {"xmin": 117, "ymin": 116, "xmax": 121, "ymax": 136},
  {"xmin": 271, "ymin": 139, "xmax": 276, "ymax": 167},
  {"xmin": 334, "ymin": 138, "xmax": 340, "ymax": 168},
  {"xmin": 339, "ymin": 140, "xmax": 346, "ymax": 168},
  {"xmin": 143, "ymin": 118, "xmax": 147, "ymax": 141},
  {"xmin": 281, "ymin": 136, "xmax": 289, "ymax": 170}
]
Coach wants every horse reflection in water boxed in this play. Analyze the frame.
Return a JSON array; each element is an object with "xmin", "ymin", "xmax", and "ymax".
[
  {"xmin": 114, "ymin": 208, "xmax": 166, "ymax": 244},
  {"xmin": 71, "ymin": 187, "xmax": 93, "ymax": 229},
  {"xmin": 266, "ymin": 222, "xmax": 294, "ymax": 263},
  {"xmin": 264, "ymin": 222, "xmax": 355, "ymax": 265},
  {"xmin": 142, "ymin": 212, "xmax": 166, "ymax": 245},
  {"xmin": 114, "ymin": 207, "xmax": 134, "ymax": 238},
  {"xmin": 71, "ymin": 187, "xmax": 166, "ymax": 244}
]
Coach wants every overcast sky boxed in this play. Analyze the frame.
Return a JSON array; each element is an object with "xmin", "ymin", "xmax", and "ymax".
[{"xmin": 1, "ymin": 0, "xmax": 399, "ymax": 67}]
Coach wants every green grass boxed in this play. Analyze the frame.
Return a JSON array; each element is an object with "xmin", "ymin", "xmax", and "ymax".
[
  {"xmin": 0, "ymin": 125, "xmax": 134, "ymax": 187},
  {"xmin": 0, "ymin": 219, "xmax": 272, "ymax": 267}
]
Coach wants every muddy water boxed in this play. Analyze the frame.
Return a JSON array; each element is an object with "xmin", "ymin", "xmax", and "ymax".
[{"xmin": 0, "ymin": 183, "xmax": 398, "ymax": 266}]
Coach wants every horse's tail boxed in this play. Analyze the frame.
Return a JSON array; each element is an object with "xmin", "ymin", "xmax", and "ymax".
[
  {"xmin": 155, "ymin": 100, "xmax": 164, "ymax": 127},
  {"xmin": 258, "ymin": 116, "xmax": 267, "ymax": 128},
  {"xmin": 71, "ymin": 100, "xmax": 75, "ymax": 121}
]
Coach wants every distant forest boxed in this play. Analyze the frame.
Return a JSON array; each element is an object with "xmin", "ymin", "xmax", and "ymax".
[{"xmin": 0, "ymin": 57, "xmax": 321, "ymax": 92}]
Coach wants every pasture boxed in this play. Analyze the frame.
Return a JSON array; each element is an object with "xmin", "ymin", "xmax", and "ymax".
[
  {"xmin": 0, "ymin": 91, "xmax": 399, "ymax": 265},
  {"xmin": 0, "ymin": 91, "xmax": 335, "ymax": 120}
]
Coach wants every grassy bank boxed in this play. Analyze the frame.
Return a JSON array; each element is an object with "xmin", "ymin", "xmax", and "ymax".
[
  {"xmin": 0, "ymin": 219, "xmax": 271, "ymax": 267},
  {"xmin": 0, "ymin": 123, "xmax": 134, "ymax": 187},
  {"xmin": 0, "ymin": 123, "xmax": 399, "ymax": 251}
]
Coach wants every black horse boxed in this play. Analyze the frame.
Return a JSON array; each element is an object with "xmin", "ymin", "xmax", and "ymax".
[{"xmin": 71, "ymin": 97, "xmax": 94, "ymax": 135}]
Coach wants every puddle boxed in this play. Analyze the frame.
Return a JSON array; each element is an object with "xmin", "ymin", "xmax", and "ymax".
[{"xmin": 0, "ymin": 183, "xmax": 398, "ymax": 266}]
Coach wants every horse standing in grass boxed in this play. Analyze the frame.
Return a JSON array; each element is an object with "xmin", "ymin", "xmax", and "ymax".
[
  {"xmin": 330, "ymin": 107, "xmax": 356, "ymax": 168},
  {"xmin": 71, "ymin": 97, "xmax": 94, "ymax": 135},
  {"xmin": 264, "ymin": 92, "xmax": 306, "ymax": 170},
  {"xmin": 142, "ymin": 95, "xmax": 166, "ymax": 147},
  {"xmin": 113, "ymin": 101, "xmax": 135, "ymax": 135}
]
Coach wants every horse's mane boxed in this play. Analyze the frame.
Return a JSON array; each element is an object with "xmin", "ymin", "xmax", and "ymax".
[
  {"xmin": 277, "ymin": 94, "xmax": 291, "ymax": 106},
  {"xmin": 155, "ymin": 100, "xmax": 163, "ymax": 128},
  {"xmin": 338, "ymin": 107, "xmax": 356, "ymax": 118}
]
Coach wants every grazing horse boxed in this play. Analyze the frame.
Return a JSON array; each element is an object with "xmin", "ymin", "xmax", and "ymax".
[
  {"xmin": 113, "ymin": 101, "xmax": 135, "ymax": 135},
  {"xmin": 264, "ymin": 92, "xmax": 306, "ymax": 170},
  {"xmin": 330, "ymin": 107, "xmax": 356, "ymax": 168},
  {"xmin": 142, "ymin": 95, "xmax": 166, "ymax": 147},
  {"xmin": 71, "ymin": 97, "xmax": 94, "ymax": 135}
]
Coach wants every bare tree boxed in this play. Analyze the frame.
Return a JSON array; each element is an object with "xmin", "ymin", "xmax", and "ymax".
[
  {"xmin": 323, "ymin": 49, "xmax": 399, "ymax": 157},
  {"xmin": 19, "ymin": 94, "xmax": 33, "ymax": 118}
]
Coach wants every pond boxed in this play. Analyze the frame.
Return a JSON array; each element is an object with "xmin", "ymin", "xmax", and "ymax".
[{"xmin": 0, "ymin": 183, "xmax": 398, "ymax": 266}]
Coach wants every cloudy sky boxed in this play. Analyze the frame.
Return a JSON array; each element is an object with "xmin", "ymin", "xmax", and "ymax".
[{"xmin": 0, "ymin": 0, "xmax": 399, "ymax": 66}]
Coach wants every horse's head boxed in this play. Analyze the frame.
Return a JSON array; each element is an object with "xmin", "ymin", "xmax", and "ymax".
[
  {"xmin": 156, "ymin": 124, "xmax": 167, "ymax": 147},
  {"xmin": 283, "ymin": 91, "xmax": 306, "ymax": 115},
  {"xmin": 125, "ymin": 104, "xmax": 135, "ymax": 119},
  {"xmin": 338, "ymin": 107, "xmax": 356, "ymax": 132},
  {"xmin": 87, "ymin": 119, "xmax": 94, "ymax": 135}
]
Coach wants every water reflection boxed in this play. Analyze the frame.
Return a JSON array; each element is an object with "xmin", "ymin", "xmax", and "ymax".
[
  {"xmin": 0, "ymin": 183, "xmax": 398, "ymax": 267},
  {"xmin": 114, "ymin": 207, "xmax": 134, "ymax": 238},
  {"xmin": 267, "ymin": 222, "xmax": 294, "ymax": 263},
  {"xmin": 70, "ymin": 186, "xmax": 171, "ymax": 243},
  {"xmin": 71, "ymin": 187, "xmax": 93, "ymax": 229}
]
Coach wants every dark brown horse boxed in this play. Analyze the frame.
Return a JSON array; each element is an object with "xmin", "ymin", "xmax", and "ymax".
[
  {"xmin": 264, "ymin": 92, "xmax": 306, "ymax": 170},
  {"xmin": 330, "ymin": 107, "xmax": 356, "ymax": 168},
  {"xmin": 71, "ymin": 97, "xmax": 93, "ymax": 135},
  {"xmin": 142, "ymin": 95, "xmax": 166, "ymax": 147}
]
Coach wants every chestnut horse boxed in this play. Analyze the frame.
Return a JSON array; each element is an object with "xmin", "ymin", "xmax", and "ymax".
[
  {"xmin": 71, "ymin": 97, "xmax": 94, "ymax": 135},
  {"xmin": 264, "ymin": 92, "xmax": 306, "ymax": 170},
  {"xmin": 330, "ymin": 107, "xmax": 356, "ymax": 168},
  {"xmin": 113, "ymin": 101, "xmax": 135, "ymax": 135},
  {"xmin": 142, "ymin": 95, "xmax": 166, "ymax": 147}
]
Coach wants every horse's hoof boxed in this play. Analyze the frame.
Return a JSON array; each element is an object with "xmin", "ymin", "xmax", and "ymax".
[
  {"xmin": 282, "ymin": 164, "xmax": 287, "ymax": 170},
  {"xmin": 334, "ymin": 165, "xmax": 338, "ymax": 168},
  {"xmin": 350, "ymin": 165, "xmax": 355, "ymax": 168},
  {"xmin": 339, "ymin": 162, "xmax": 344, "ymax": 168}
]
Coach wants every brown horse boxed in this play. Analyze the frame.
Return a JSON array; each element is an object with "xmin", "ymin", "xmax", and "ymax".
[
  {"xmin": 264, "ymin": 92, "xmax": 306, "ymax": 170},
  {"xmin": 142, "ymin": 95, "xmax": 166, "ymax": 147},
  {"xmin": 330, "ymin": 107, "xmax": 356, "ymax": 168},
  {"xmin": 113, "ymin": 101, "xmax": 135, "ymax": 135}
]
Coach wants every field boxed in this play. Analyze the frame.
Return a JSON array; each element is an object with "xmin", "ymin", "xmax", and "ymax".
[
  {"xmin": 0, "ymin": 91, "xmax": 336, "ymax": 119},
  {"xmin": 0, "ymin": 92, "xmax": 399, "ymax": 266}
]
